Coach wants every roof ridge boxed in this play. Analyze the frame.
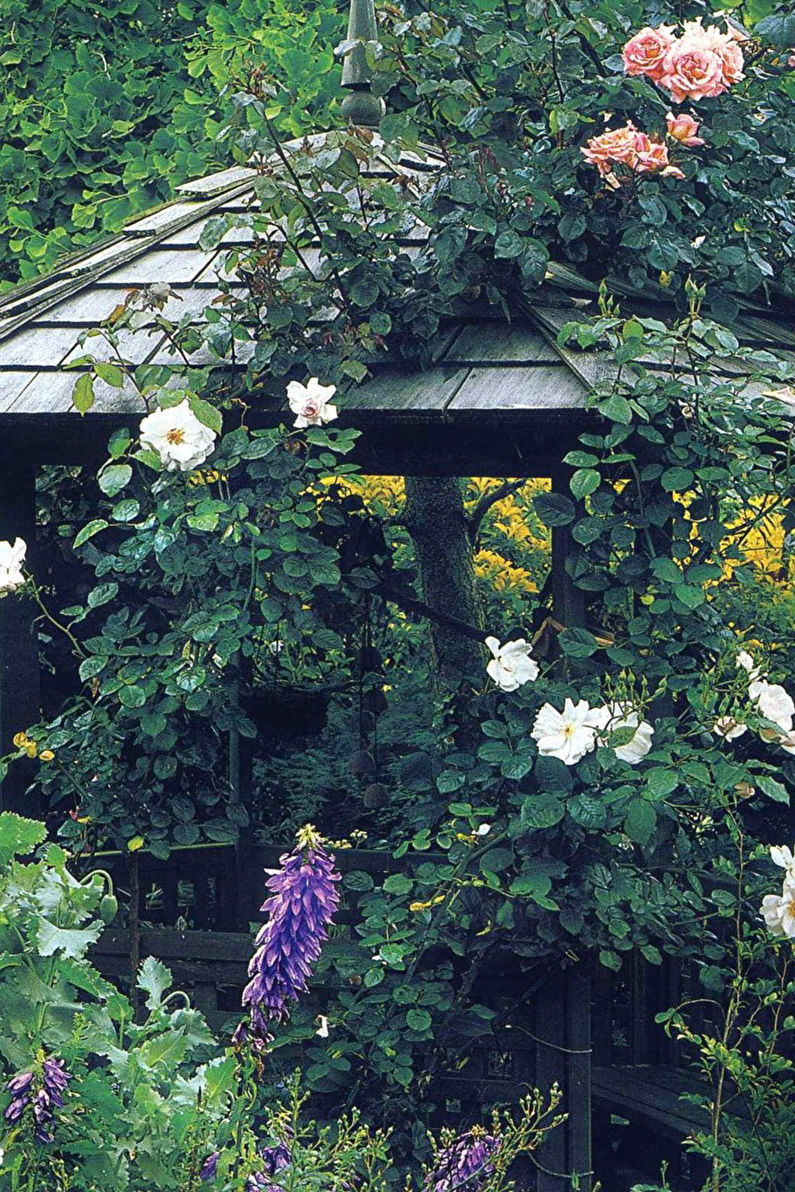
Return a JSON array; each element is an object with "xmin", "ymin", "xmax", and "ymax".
[{"xmin": 0, "ymin": 177, "xmax": 255, "ymax": 342}]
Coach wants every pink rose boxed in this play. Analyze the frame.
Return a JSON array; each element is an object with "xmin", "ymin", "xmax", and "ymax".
[
  {"xmin": 581, "ymin": 123, "xmax": 684, "ymax": 183},
  {"xmin": 623, "ymin": 25, "xmax": 676, "ymax": 81},
  {"xmin": 635, "ymin": 137, "xmax": 684, "ymax": 178},
  {"xmin": 665, "ymin": 112, "xmax": 704, "ymax": 146},
  {"xmin": 661, "ymin": 40, "xmax": 726, "ymax": 102},
  {"xmin": 717, "ymin": 39, "xmax": 744, "ymax": 87},
  {"xmin": 581, "ymin": 123, "xmax": 641, "ymax": 176},
  {"xmin": 635, "ymin": 137, "xmax": 667, "ymax": 173}
]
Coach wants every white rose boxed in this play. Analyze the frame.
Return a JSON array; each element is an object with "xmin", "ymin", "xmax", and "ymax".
[
  {"xmin": 531, "ymin": 698, "xmax": 604, "ymax": 766},
  {"xmin": 139, "ymin": 399, "xmax": 217, "ymax": 472},
  {"xmin": 596, "ymin": 702, "xmax": 655, "ymax": 765},
  {"xmin": 0, "ymin": 538, "xmax": 26, "ymax": 594},
  {"xmin": 712, "ymin": 715, "xmax": 748, "ymax": 742},
  {"xmin": 760, "ymin": 878, "xmax": 795, "ymax": 939},
  {"xmin": 287, "ymin": 378, "xmax": 338, "ymax": 429},
  {"xmin": 736, "ymin": 650, "xmax": 763, "ymax": 682},
  {"xmin": 770, "ymin": 845, "xmax": 795, "ymax": 876},
  {"xmin": 749, "ymin": 679, "xmax": 795, "ymax": 736},
  {"xmin": 485, "ymin": 636, "xmax": 539, "ymax": 692}
]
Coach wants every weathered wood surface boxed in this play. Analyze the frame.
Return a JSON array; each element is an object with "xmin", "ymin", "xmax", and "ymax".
[{"xmin": 592, "ymin": 1065, "xmax": 710, "ymax": 1140}]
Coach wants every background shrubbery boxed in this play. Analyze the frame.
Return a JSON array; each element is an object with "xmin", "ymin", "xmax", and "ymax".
[{"xmin": 0, "ymin": 0, "xmax": 341, "ymax": 285}]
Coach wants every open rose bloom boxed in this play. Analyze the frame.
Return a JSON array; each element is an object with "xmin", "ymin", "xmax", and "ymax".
[
  {"xmin": 139, "ymin": 399, "xmax": 217, "ymax": 473},
  {"xmin": 623, "ymin": 19, "xmax": 744, "ymax": 104},
  {"xmin": 287, "ymin": 378, "xmax": 338, "ymax": 428},
  {"xmin": 622, "ymin": 25, "xmax": 676, "ymax": 81},
  {"xmin": 582, "ymin": 121, "xmax": 683, "ymax": 181}
]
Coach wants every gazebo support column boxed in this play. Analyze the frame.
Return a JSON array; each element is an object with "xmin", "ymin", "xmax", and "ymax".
[
  {"xmin": 535, "ymin": 469, "xmax": 592, "ymax": 1191},
  {"xmin": 0, "ymin": 457, "xmax": 41, "ymax": 816}
]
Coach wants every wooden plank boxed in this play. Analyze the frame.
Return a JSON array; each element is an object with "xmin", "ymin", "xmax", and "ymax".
[
  {"xmin": 566, "ymin": 969, "xmax": 592, "ymax": 1190},
  {"xmin": 7, "ymin": 371, "xmax": 146, "ymax": 416},
  {"xmin": 0, "ymin": 372, "xmax": 42, "ymax": 413},
  {"xmin": 123, "ymin": 201, "xmax": 214, "ymax": 236},
  {"xmin": 0, "ymin": 326, "xmax": 82, "ymax": 370},
  {"xmin": 534, "ymin": 976, "xmax": 569, "ymax": 1192},
  {"xmin": 592, "ymin": 1065, "xmax": 710, "ymax": 1139},
  {"xmin": 161, "ymin": 219, "xmax": 256, "ymax": 248},
  {"xmin": 342, "ymin": 364, "xmax": 469, "ymax": 415},
  {"xmin": 99, "ymin": 248, "xmax": 217, "ymax": 286},
  {"xmin": 62, "ymin": 237, "xmax": 157, "ymax": 278},
  {"xmin": 447, "ymin": 364, "xmax": 586, "ymax": 414},
  {"xmin": 529, "ymin": 306, "xmax": 617, "ymax": 391},
  {"xmin": 177, "ymin": 167, "xmax": 256, "ymax": 196},
  {"xmin": 733, "ymin": 313, "xmax": 795, "ymax": 348},
  {"xmin": 0, "ymin": 458, "xmax": 40, "ymax": 815},
  {"xmin": 61, "ymin": 324, "xmax": 166, "ymax": 367},
  {"xmin": 31, "ymin": 284, "xmax": 224, "ymax": 326},
  {"xmin": 442, "ymin": 321, "xmax": 558, "ymax": 365}
]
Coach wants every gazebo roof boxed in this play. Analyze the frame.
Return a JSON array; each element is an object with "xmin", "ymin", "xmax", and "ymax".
[{"xmin": 0, "ymin": 141, "xmax": 794, "ymax": 474}]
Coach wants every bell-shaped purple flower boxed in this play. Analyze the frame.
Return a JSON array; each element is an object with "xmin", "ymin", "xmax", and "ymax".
[
  {"xmin": 4, "ymin": 1070, "xmax": 34, "ymax": 1125},
  {"xmin": 241, "ymin": 826, "xmax": 340, "ymax": 1033},
  {"xmin": 4, "ymin": 1057, "xmax": 70, "ymax": 1143},
  {"xmin": 261, "ymin": 1139, "xmax": 291, "ymax": 1175},
  {"xmin": 426, "ymin": 1129, "xmax": 501, "ymax": 1192},
  {"xmin": 245, "ymin": 1175, "xmax": 280, "ymax": 1191},
  {"xmin": 200, "ymin": 1150, "xmax": 220, "ymax": 1181}
]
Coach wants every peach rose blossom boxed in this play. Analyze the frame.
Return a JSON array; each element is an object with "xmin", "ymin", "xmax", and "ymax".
[
  {"xmin": 582, "ymin": 123, "xmax": 684, "ymax": 182},
  {"xmin": 623, "ymin": 25, "xmax": 676, "ymax": 81},
  {"xmin": 665, "ymin": 112, "xmax": 704, "ymax": 146},
  {"xmin": 581, "ymin": 122, "xmax": 641, "ymax": 176},
  {"xmin": 717, "ymin": 39, "xmax": 744, "ymax": 87},
  {"xmin": 661, "ymin": 40, "xmax": 725, "ymax": 102},
  {"xmin": 635, "ymin": 137, "xmax": 684, "ymax": 179}
]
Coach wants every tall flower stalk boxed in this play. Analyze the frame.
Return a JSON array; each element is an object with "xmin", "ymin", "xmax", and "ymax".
[
  {"xmin": 240, "ymin": 825, "xmax": 340, "ymax": 1043},
  {"xmin": 425, "ymin": 1128, "xmax": 501, "ymax": 1192}
]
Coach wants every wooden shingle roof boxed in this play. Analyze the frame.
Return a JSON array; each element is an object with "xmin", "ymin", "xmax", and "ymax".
[{"xmin": 0, "ymin": 138, "xmax": 793, "ymax": 474}]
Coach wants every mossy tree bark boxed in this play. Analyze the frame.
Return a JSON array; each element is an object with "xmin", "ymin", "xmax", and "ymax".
[{"xmin": 403, "ymin": 477, "xmax": 485, "ymax": 685}]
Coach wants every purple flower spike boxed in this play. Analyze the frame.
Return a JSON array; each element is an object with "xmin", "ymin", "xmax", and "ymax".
[
  {"xmin": 241, "ymin": 825, "xmax": 340, "ymax": 1036},
  {"xmin": 426, "ymin": 1129, "xmax": 501, "ymax": 1192},
  {"xmin": 200, "ymin": 1151, "xmax": 220, "ymax": 1181},
  {"xmin": 4, "ymin": 1057, "xmax": 70, "ymax": 1143}
]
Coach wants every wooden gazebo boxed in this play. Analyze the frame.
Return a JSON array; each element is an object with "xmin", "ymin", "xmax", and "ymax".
[{"xmin": 1, "ymin": 3, "xmax": 795, "ymax": 1187}]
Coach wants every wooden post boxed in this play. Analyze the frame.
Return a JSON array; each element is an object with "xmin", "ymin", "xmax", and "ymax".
[
  {"xmin": 533, "ymin": 468, "xmax": 592, "ymax": 1191},
  {"xmin": 0, "ymin": 457, "xmax": 41, "ymax": 816}
]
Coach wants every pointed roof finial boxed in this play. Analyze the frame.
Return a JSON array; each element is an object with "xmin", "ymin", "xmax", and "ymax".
[{"xmin": 340, "ymin": 0, "xmax": 385, "ymax": 128}]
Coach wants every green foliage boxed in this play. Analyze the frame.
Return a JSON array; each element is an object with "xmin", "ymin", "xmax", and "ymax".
[
  {"xmin": 654, "ymin": 832, "xmax": 795, "ymax": 1192},
  {"xmin": 18, "ymin": 416, "xmax": 364, "ymax": 855},
  {"xmin": 0, "ymin": 0, "xmax": 341, "ymax": 284},
  {"xmin": 0, "ymin": 815, "xmax": 229, "ymax": 1189},
  {"xmin": 0, "ymin": 815, "xmax": 561, "ymax": 1190}
]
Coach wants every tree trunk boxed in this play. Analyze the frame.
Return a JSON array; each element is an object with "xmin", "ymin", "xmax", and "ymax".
[{"xmin": 403, "ymin": 477, "xmax": 485, "ymax": 685}]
